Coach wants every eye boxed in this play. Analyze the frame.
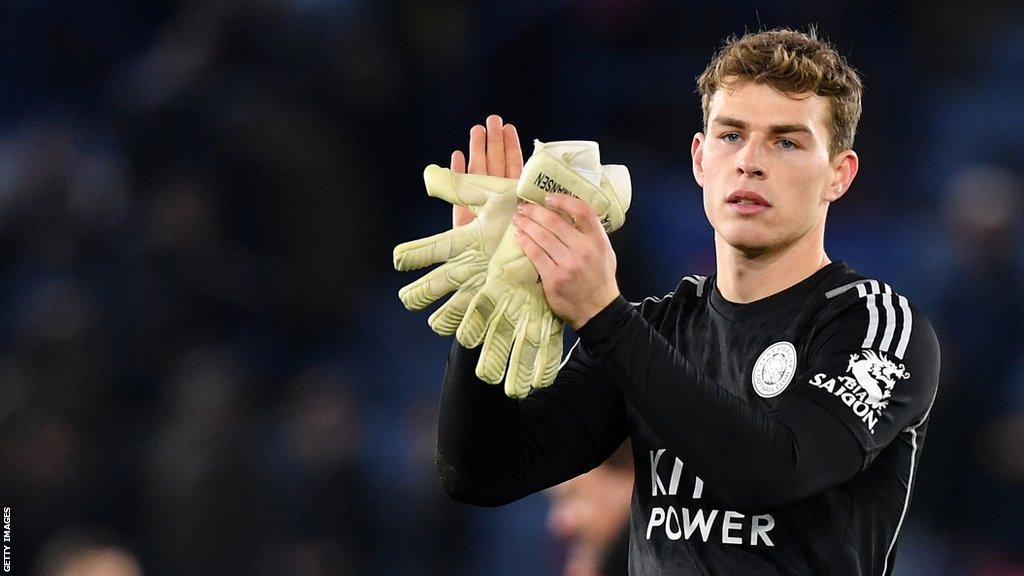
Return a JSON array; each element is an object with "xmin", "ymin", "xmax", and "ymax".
[
  {"xmin": 778, "ymin": 139, "xmax": 798, "ymax": 150},
  {"xmin": 722, "ymin": 132, "xmax": 741, "ymax": 143}
]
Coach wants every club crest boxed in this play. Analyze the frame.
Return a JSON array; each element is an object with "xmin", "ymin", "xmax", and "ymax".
[{"xmin": 752, "ymin": 341, "xmax": 797, "ymax": 398}]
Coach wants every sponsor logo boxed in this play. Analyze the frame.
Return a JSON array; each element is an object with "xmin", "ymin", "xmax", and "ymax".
[
  {"xmin": 809, "ymin": 349, "xmax": 910, "ymax": 433},
  {"xmin": 752, "ymin": 341, "xmax": 797, "ymax": 398},
  {"xmin": 646, "ymin": 449, "xmax": 775, "ymax": 546}
]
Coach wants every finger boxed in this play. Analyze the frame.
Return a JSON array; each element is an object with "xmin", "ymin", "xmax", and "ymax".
[
  {"xmin": 544, "ymin": 193, "xmax": 603, "ymax": 235},
  {"xmin": 513, "ymin": 211, "xmax": 573, "ymax": 266},
  {"xmin": 518, "ymin": 202, "xmax": 584, "ymax": 245},
  {"xmin": 504, "ymin": 124, "xmax": 524, "ymax": 179},
  {"xmin": 514, "ymin": 225, "xmax": 557, "ymax": 277},
  {"xmin": 486, "ymin": 115, "xmax": 506, "ymax": 177},
  {"xmin": 450, "ymin": 150, "xmax": 466, "ymax": 173},
  {"xmin": 468, "ymin": 125, "xmax": 487, "ymax": 175},
  {"xmin": 450, "ymin": 151, "xmax": 475, "ymax": 227}
]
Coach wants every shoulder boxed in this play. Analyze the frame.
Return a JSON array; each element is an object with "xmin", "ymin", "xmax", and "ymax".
[
  {"xmin": 814, "ymin": 272, "xmax": 938, "ymax": 364},
  {"xmin": 629, "ymin": 274, "xmax": 709, "ymax": 319},
  {"xmin": 792, "ymin": 269, "xmax": 941, "ymax": 449}
]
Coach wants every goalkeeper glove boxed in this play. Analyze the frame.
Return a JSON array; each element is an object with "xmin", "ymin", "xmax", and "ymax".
[
  {"xmin": 457, "ymin": 140, "xmax": 631, "ymax": 398},
  {"xmin": 393, "ymin": 165, "xmax": 518, "ymax": 335}
]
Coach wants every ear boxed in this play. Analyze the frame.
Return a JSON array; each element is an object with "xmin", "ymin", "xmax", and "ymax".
[
  {"xmin": 826, "ymin": 149, "xmax": 859, "ymax": 202},
  {"xmin": 691, "ymin": 132, "xmax": 706, "ymax": 188}
]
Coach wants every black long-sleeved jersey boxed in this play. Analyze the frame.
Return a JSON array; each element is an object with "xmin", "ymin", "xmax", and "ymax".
[{"xmin": 438, "ymin": 262, "xmax": 940, "ymax": 575}]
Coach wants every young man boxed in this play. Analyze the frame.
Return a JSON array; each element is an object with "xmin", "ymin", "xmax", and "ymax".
[{"xmin": 437, "ymin": 28, "xmax": 940, "ymax": 575}]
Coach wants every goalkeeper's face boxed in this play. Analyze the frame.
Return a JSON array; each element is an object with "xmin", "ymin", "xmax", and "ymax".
[{"xmin": 691, "ymin": 79, "xmax": 856, "ymax": 256}]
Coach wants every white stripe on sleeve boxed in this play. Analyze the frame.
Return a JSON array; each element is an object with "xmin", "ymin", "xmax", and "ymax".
[
  {"xmin": 895, "ymin": 296, "xmax": 913, "ymax": 359},
  {"xmin": 879, "ymin": 292, "xmax": 898, "ymax": 353},
  {"xmin": 862, "ymin": 281, "xmax": 881, "ymax": 349}
]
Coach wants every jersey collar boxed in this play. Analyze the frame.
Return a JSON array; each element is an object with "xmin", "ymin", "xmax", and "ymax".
[{"xmin": 708, "ymin": 261, "xmax": 847, "ymax": 322}]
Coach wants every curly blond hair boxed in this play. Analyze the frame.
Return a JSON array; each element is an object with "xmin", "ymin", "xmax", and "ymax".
[{"xmin": 697, "ymin": 28, "xmax": 863, "ymax": 157}]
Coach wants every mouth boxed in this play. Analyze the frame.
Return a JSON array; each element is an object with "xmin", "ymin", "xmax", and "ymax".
[
  {"xmin": 726, "ymin": 190, "xmax": 770, "ymax": 216},
  {"xmin": 727, "ymin": 190, "xmax": 771, "ymax": 207}
]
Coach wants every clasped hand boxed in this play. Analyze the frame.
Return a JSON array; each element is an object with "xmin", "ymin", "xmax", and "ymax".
[{"xmin": 513, "ymin": 193, "xmax": 621, "ymax": 330}]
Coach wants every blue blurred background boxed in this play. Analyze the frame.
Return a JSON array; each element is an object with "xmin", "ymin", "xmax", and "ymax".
[{"xmin": 1, "ymin": 1, "xmax": 1023, "ymax": 575}]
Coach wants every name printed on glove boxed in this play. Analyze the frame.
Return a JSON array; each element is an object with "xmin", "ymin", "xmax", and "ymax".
[
  {"xmin": 533, "ymin": 172, "xmax": 614, "ymax": 232},
  {"xmin": 533, "ymin": 172, "xmax": 577, "ymax": 198}
]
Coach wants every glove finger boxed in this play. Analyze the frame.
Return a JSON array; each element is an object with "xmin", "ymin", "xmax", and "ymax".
[
  {"xmin": 474, "ymin": 297, "xmax": 515, "ymax": 385},
  {"xmin": 427, "ymin": 272, "xmax": 486, "ymax": 335},
  {"xmin": 525, "ymin": 311, "xmax": 553, "ymax": 391},
  {"xmin": 457, "ymin": 279, "xmax": 504, "ymax": 348},
  {"xmin": 424, "ymin": 164, "xmax": 515, "ymax": 208},
  {"xmin": 393, "ymin": 226, "xmax": 476, "ymax": 271},
  {"xmin": 398, "ymin": 250, "xmax": 488, "ymax": 311},
  {"xmin": 538, "ymin": 316, "xmax": 565, "ymax": 388},
  {"xmin": 507, "ymin": 308, "xmax": 542, "ymax": 399}
]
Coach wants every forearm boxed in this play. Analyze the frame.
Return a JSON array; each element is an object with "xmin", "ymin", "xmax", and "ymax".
[
  {"xmin": 578, "ymin": 297, "xmax": 862, "ymax": 510},
  {"xmin": 437, "ymin": 341, "xmax": 630, "ymax": 506},
  {"xmin": 437, "ymin": 343, "xmax": 524, "ymax": 506}
]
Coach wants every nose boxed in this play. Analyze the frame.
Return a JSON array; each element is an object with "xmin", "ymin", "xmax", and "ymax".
[{"xmin": 736, "ymin": 140, "xmax": 766, "ymax": 179}]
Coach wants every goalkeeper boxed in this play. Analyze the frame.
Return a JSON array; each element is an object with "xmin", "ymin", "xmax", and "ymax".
[{"xmin": 435, "ymin": 28, "xmax": 940, "ymax": 576}]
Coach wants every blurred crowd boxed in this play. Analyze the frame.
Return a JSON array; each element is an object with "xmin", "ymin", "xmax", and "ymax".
[{"xmin": 0, "ymin": 1, "xmax": 1022, "ymax": 575}]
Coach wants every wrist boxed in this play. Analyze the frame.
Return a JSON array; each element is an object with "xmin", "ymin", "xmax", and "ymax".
[
  {"xmin": 569, "ymin": 288, "xmax": 622, "ymax": 331},
  {"xmin": 575, "ymin": 295, "xmax": 635, "ymax": 353}
]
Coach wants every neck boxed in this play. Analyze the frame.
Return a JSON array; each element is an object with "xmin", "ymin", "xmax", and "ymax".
[{"xmin": 714, "ymin": 223, "xmax": 830, "ymax": 304}]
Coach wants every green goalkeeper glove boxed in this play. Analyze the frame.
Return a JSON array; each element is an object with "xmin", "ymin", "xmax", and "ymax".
[
  {"xmin": 457, "ymin": 140, "xmax": 631, "ymax": 398},
  {"xmin": 393, "ymin": 165, "xmax": 518, "ymax": 335}
]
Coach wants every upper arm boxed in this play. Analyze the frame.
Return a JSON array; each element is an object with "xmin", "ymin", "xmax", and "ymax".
[
  {"xmin": 787, "ymin": 295, "xmax": 941, "ymax": 461},
  {"xmin": 726, "ymin": 297, "xmax": 940, "ymax": 508}
]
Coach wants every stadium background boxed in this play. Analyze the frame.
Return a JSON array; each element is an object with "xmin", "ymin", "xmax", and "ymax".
[{"xmin": 1, "ymin": 1, "xmax": 1023, "ymax": 574}]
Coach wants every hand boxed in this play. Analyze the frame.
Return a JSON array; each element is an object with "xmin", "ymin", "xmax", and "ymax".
[
  {"xmin": 451, "ymin": 115, "xmax": 524, "ymax": 227},
  {"xmin": 513, "ymin": 193, "xmax": 621, "ymax": 330}
]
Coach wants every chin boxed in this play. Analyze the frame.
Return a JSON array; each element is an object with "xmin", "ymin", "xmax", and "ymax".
[
  {"xmin": 717, "ymin": 223, "xmax": 778, "ymax": 255},
  {"xmin": 729, "ymin": 240, "xmax": 776, "ymax": 258}
]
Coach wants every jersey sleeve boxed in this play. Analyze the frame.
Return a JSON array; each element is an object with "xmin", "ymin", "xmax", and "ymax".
[
  {"xmin": 789, "ymin": 288, "xmax": 941, "ymax": 459},
  {"xmin": 576, "ymin": 291, "xmax": 938, "ymax": 510},
  {"xmin": 436, "ymin": 337, "xmax": 629, "ymax": 506}
]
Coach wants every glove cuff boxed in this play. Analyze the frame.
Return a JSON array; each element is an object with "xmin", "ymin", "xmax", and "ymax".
[{"xmin": 516, "ymin": 141, "xmax": 631, "ymax": 232}]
